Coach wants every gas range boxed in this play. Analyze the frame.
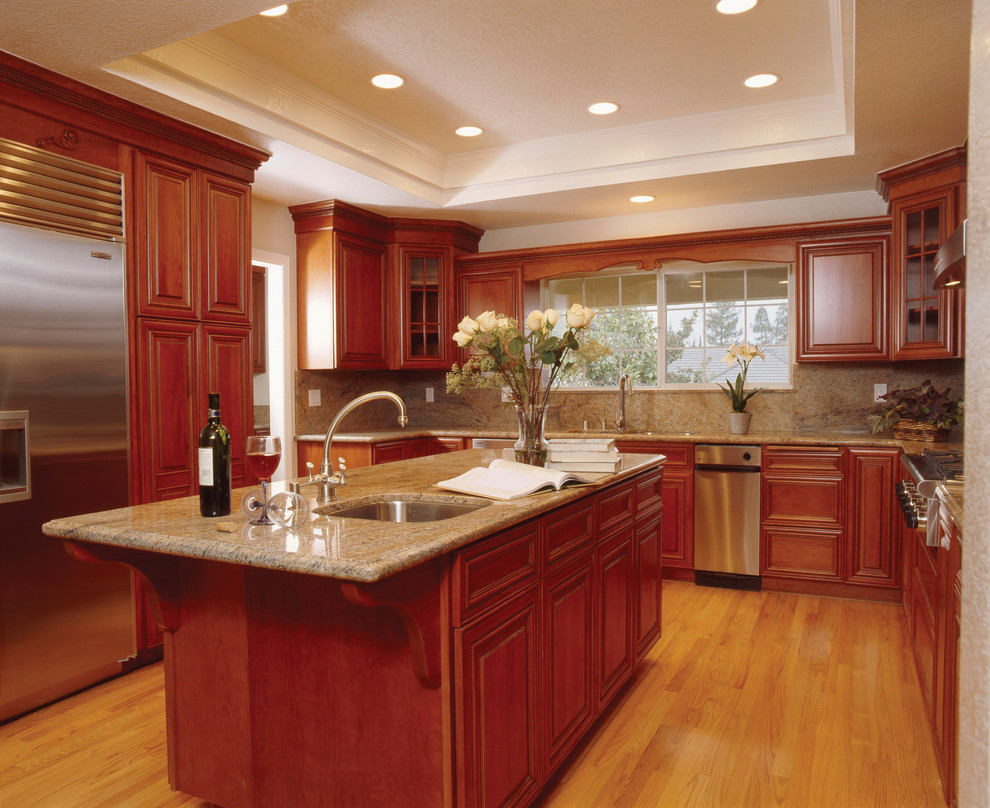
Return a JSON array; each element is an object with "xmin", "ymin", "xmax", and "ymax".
[{"xmin": 897, "ymin": 449, "xmax": 963, "ymax": 542}]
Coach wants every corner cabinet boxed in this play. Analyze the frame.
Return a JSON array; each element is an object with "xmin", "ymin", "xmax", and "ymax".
[
  {"xmin": 796, "ymin": 233, "xmax": 890, "ymax": 361},
  {"xmin": 877, "ymin": 146, "xmax": 966, "ymax": 360},
  {"xmin": 291, "ymin": 201, "xmax": 483, "ymax": 370}
]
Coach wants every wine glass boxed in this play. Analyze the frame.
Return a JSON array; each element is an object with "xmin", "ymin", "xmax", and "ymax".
[{"xmin": 245, "ymin": 436, "xmax": 282, "ymax": 525}]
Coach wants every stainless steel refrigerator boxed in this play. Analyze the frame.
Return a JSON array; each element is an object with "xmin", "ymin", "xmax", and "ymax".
[{"xmin": 0, "ymin": 220, "xmax": 135, "ymax": 722}]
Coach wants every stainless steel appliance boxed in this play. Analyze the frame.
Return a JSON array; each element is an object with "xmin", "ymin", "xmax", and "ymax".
[
  {"xmin": 0, "ymin": 220, "xmax": 135, "ymax": 722},
  {"xmin": 898, "ymin": 448, "xmax": 964, "ymax": 546},
  {"xmin": 693, "ymin": 444, "xmax": 762, "ymax": 589}
]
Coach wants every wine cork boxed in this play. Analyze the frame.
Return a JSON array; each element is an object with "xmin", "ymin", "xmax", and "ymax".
[{"xmin": 216, "ymin": 521, "xmax": 239, "ymax": 533}]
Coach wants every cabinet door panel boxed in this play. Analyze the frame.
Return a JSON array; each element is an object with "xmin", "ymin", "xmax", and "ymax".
[
  {"xmin": 762, "ymin": 476, "xmax": 843, "ymax": 525},
  {"xmin": 455, "ymin": 586, "xmax": 541, "ymax": 808},
  {"xmin": 395, "ymin": 245, "xmax": 449, "ymax": 369},
  {"xmin": 544, "ymin": 557, "xmax": 595, "ymax": 774},
  {"xmin": 797, "ymin": 238, "xmax": 889, "ymax": 361},
  {"xmin": 762, "ymin": 525, "xmax": 842, "ymax": 580},
  {"xmin": 201, "ymin": 172, "xmax": 250, "ymax": 324},
  {"xmin": 337, "ymin": 234, "xmax": 389, "ymax": 368},
  {"xmin": 846, "ymin": 448, "xmax": 899, "ymax": 587},
  {"xmin": 660, "ymin": 471, "xmax": 693, "ymax": 569},
  {"xmin": 133, "ymin": 153, "xmax": 197, "ymax": 319},
  {"xmin": 596, "ymin": 529, "xmax": 635, "ymax": 709},
  {"xmin": 635, "ymin": 507, "xmax": 663, "ymax": 657},
  {"xmin": 457, "ymin": 266, "xmax": 521, "ymax": 325},
  {"xmin": 135, "ymin": 319, "xmax": 199, "ymax": 502},
  {"xmin": 201, "ymin": 325, "xmax": 252, "ymax": 487}
]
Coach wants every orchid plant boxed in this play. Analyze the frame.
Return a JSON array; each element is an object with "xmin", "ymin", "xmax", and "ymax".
[
  {"xmin": 447, "ymin": 305, "xmax": 607, "ymax": 464},
  {"xmin": 716, "ymin": 342, "xmax": 765, "ymax": 413}
]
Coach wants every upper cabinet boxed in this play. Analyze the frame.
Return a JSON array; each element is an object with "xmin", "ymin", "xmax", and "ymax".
[
  {"xmin": 877, "ymin": 146, "xmax": 967, "ymax": 360},
  {"xmin": 796, "ymin": 232, "xmax": 891, "ymax": 362},
  {"xmin": 291, "ymin": 201, "xmax": 482, "ymax": 370}
]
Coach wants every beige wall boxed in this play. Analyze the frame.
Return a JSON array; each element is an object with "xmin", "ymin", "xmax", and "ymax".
[{"xmin": 960, "ymin": 0, "xmax": 989, "ymax": 804}]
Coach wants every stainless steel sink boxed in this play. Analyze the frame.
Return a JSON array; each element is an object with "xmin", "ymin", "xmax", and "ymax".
[{"xmin": 325, "ymin": 496, "xmax": 489, "ymax": 522}]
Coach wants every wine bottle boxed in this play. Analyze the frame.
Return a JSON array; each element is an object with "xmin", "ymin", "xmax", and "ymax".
[{"xmin": 198, "ymin": 392, "xmax": 231, "ymax": 517}]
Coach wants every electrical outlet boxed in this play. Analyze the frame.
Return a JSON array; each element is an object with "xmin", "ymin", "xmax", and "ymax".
[
  {"xmin": 308, "ymin": 389, "xmax": 321, "ymax": 407},
  {"xmin": 501, "ymin": 387, "xmax": 512, "ymax": 403},
  {"xmin": 425, "ymin": 387, "xmax": 434, "ymax": 403},
  {"xmin": 873, "ymin": 383, "xmax": 887, "ymax": 403}
]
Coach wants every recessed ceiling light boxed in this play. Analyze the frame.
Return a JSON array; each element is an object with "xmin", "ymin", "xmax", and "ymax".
[
  {"xmin": 456, "ymin": 125, "xmax": 483, "ymax": 137},
  {"xmin": 587, "ymin": 102, "xmax": 619, "ymax": 116},
  {"xmin": 744, "ymin": 73, "xmax": 779, "ymax": 88},
  {"xmin": 630, "ymin": 195, "xmax": 655, "ymax": 204},
  {"xmin": 715, "ymin": 0, "xmax": 758, "ymax": 14},
  {"xmin": 259, "ymin": 4, "xmax": 288, "ymax": 16},
  {"xmin": 371, "ymin": 73, "xmax": 404, "ymax": 89}
]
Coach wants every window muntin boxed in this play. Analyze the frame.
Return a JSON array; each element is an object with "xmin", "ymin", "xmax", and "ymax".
[{"xmin": 544, "ymin": 260, "xmax": 791, "ymax": 389}]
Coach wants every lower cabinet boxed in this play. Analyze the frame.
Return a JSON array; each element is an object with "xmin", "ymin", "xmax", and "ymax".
[
  {"xmin": 452, "ymin": 467, "xmax": 663, "ymax": 808},
  {"xmin": 296, "ymin": 436, "xmax": 466, "ymax": 476}
]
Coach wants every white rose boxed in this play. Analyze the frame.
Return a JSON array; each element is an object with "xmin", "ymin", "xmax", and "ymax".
[
  {"xmin": 566, "ymin": 303, "xmax": 590, "ymax": 328},
  {"xmin": 477, "ymin": 311, "xmax": 498, "ymax": 332},
  {"xmin": 544, "ymin": 308, "xmax": 560, "ymax": 326},
  {"xmin": 453, "ymin": 330, "xmax": 473, "ymax": 347},
  {"xmin": 497, "ymin": 317, "xmax": 512, "ymax": 329},
  {"xmin": 457, "ymin": 316, "xmax": 479, "ymax": 336},
  {"xmin": 583, "ymin": 306, "xmax": 596, "ymax": 325},
  {"xmin": 526, "ymin": 309, "xmax": 546, "ymax": 331}
]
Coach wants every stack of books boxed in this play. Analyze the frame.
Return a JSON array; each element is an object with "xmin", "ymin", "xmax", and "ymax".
[{"xmin": 546, "ymin": 438, "xmax": 621, "ymax": 473}]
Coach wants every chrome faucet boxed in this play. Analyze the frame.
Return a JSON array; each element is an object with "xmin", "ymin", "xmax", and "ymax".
[
  {"xmin": 617, "ymin": 373, "xmax": 633, "ymax": 431},
  {"xmin": 291, "ymin": 391, "xmax": 408, "ymax": 504}
]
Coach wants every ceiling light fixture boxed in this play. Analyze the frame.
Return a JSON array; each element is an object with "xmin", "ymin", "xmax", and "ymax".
[
  {"xmin": 587, "ymin": 102, "xmax": 619, "ymax": 116},
  {"xmin": 455, "ymin": 125, "xmax": 483, "ymax": 137},
  {"xmin": 630, "ymin": 195, "xmax": 655, "ymax": 204},
  {"xmin": 744, "ymin": 73, "xmax": 779, "ymax": 88},
  {"xmin": 715, "ymin": 0, "xmax": 758, "ymax": 14},
  {"xmin": 259, "ymin": 4, "xmax": 288, "ymax": 16},
  {"xmin": 371, "ymin": 73, "xmax": 405, "ymax": 89}
]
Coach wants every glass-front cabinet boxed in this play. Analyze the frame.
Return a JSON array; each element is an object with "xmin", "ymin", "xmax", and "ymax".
[
  {"xmin": 878, "ymin": 146, "xmax": 966, "ymax": 360},
  {"xmin": 401, "ymin": 249, "xmax": 444, "ymax": 364}
]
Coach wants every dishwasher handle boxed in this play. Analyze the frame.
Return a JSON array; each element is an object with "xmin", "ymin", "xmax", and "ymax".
[{"xmin": 695, "ymin": 463, "xmax": 762, "ymax": 473}]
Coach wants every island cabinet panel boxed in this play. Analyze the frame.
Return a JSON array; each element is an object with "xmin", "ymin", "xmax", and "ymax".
[
  {"xmin": 635, "ymin": 504, "xmax": 663, "ymax": 658},
  {"xmin": 543, "ymin": 555, "xmax": 595, "ymax": 773},
  {"xmin": 595, "ymin": 527, "xmax": 636, "ymax": 710},
  {"xmin": 796, "ymin": 236, "xmax": 890, "ymax": 362},
  {"xmin": 617, "ymin": 442, "xmax": 693, "ymax": 575}
]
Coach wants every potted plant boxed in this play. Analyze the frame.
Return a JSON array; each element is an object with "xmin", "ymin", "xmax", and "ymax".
[
  {"xmin": 716, "ymin": 343, "xmax": 765, "ymax": 434},
  {"xmin": 867, "ymin": 379, "xmax": 963, "ymax": 441}
]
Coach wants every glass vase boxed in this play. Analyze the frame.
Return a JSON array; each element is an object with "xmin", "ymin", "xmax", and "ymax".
[{"xmin": 514, "ymin": 405, "xmax": 549, "ymax": 467}]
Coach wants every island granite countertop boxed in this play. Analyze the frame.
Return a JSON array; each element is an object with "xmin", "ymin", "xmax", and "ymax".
[{"xmin": 43, "ymin": 448, "xmax": 664, "ymax": 584}]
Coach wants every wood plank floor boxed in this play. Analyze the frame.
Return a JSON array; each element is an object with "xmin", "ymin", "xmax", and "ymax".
[{"xmin": 0, "ymin": 581, "xmax": 946, "ymax": 808}]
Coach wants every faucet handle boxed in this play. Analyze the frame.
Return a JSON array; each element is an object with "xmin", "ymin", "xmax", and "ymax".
[
  {"xmin": 337, "ymin": 457, "xmax": 347, "ymax": 482},
  {"xmin": 306, "ymin": 461, "xmax": 315, "ymax": 480}
]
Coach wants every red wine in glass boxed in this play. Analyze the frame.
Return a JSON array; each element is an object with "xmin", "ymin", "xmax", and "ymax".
[{"xmin": 245, "ymin": 436, "xmax": 281, "ymax": 524}]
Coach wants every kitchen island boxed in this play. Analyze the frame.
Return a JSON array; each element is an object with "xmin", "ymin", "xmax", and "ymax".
[{"xmin": 43, "ymin": 449, "xmax": 665, "ymax": 808}]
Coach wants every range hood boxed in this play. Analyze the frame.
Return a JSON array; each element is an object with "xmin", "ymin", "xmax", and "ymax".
[{"xmin": 934, "ymin": 219, "xmax": 966, "ymax": 289}]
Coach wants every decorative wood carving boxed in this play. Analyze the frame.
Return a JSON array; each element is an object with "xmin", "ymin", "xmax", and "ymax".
[{"xmin": 36, "ymin": 128, "xmax": 79, "ymax": 150}]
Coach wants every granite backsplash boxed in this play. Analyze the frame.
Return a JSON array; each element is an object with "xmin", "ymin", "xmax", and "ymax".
[{"xmin": 295, "ymin": 359, "xmax": 965, "ymax": 439}]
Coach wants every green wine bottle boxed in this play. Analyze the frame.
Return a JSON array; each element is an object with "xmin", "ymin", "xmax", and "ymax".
[{"xmin": 198, "ymin": 392, "xmax": 231, "ymax": 517}]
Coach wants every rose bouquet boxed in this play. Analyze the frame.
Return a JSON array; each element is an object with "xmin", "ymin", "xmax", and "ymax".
[{"xmin": 447, "ymin": 304, "xmax": 607, "ymax": 465}]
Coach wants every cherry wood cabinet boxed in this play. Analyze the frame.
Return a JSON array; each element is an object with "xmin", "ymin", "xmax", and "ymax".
[
  {"xmin": 877, "ymin": 146, "xmax": 966, "ymax": 360},
  {"xmin": 796, "ymin": 235, "xmax": 890, "ymax": 361},
  {"xmin": 934, "ymin": 501, "xmax": 961, "ymax": 807},
  {"xmin": 251, "ymin": 267, "xmax": 266, "ymax": 373},
  {"xmin": 845, "ymin": 447, "xmax": 899, "ymax": 588},
  {"xmin": 617, "ymin": 441, "xmax": 693, "ymax": 577},
  {"xmin": 296, "ymin": 436, "xmax": 468, "ymax": 477},
  {"xmin": 456, "ymin": 264, "xmax": 523, "ymax": 325}
]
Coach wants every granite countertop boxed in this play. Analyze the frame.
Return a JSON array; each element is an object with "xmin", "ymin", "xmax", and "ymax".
[
  {"xmin": 43, "ymin": 449, "xmax": 664, "ymax": 584},
  {"xmin": 296, "ymin": 427, "xmax": 914, "ymax": 448}
]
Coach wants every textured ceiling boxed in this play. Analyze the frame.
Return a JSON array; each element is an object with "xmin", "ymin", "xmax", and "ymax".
[{"xmin": 0, "ymin": 0, "xmax": 972, "ymax": 233}]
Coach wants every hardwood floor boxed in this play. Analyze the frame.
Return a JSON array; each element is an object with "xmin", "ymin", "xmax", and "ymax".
[{"xmin": 0, "ymin": 581, "xmax": 945, "ymax": 808}]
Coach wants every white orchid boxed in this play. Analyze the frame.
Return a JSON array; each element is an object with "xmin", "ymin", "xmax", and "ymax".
[{"xmin": 717, "ymin": 342, "xmax": 765, "ymax": 413}]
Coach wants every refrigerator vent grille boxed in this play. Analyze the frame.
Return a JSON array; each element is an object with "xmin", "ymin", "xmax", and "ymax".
[{"xmin": 0, "ymin": 135, "xmax": 123, "ymax": 240}]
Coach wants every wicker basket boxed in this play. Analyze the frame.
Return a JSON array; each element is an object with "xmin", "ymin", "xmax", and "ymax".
[{"xmin": 892, "ymin": 418, "xmax": 949, "ymax": 444}]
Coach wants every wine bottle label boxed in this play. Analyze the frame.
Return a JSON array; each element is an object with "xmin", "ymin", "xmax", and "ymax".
[{"xmin": 198, "ymin": 448, "xmax": 215, "ymax": 486}]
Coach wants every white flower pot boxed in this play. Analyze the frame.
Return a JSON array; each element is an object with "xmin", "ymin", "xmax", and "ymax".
[{"xmin": 728, "ymin": 412, "xmax": 752, "ymax": 435}]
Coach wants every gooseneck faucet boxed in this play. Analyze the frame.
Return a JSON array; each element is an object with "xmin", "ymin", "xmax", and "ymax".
[
  {"xmin": 617, "ymin": 373, "xmax": 633, "ymax": 431},
  {"xmin": 292, "ymin": 391, "xmax": 408, "ymax": 504}
]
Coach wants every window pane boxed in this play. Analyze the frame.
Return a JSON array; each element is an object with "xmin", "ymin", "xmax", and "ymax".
[
  {"xmin": 704, "ymin": 304, "xmax": 744, "ymax": 345},
  {"xmin": 747, "ymin": 266, "xmax": 788, "ymax": 300},
  {"xmin": 748, "ymin": 304, "xmax": 788, "ymax": 345},
  {"xmin": 707, "ymin": 270, "xmax": 744, "ymax": 303},
  {"xmin": 620, "ymin": 309, "xmax": 658, "ymax": 350},
  {"xmin": 584, "ymin": 275, "xmax": 620, "ymax": 309},
  {"xmin": 547, "ymin": 278, "xmax": 584, "ymax": 312},
  {"xmin": 667, "ymin": 307, "xmax": 703, "ymax": 347},
  {"xmin": 621, "ymin": 274, "xmax": 657, "ymax": 307},
  {"xmin": 666, "ymin": 272, "xmax": 703, "ymax": 305}
]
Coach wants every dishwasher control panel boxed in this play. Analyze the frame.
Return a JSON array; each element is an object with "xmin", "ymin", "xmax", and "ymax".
[{"xmin": 694, "ymin": 443, "xmax": 761, "ymax": 468}]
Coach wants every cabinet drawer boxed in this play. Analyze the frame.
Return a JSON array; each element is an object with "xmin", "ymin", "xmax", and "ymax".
[
  {"xmin": 762, "ymin": 526, "xmax": 842, "ymax": 580},
  {"xmin": 615, "ymin": 441, "xmax": 692, "ymax": 468},
  {"xmin": 762, "ymin": 447, "xmax": 843, "ymax": 474},
  {"xmin": 597, "ymin": 480, "xmax": 635, "ymax": 537},
  {"xmin": 762, "ymin": 475, "xmax": 843, "ymax": 525},
  {"xmin": 453, "ymin": 520, "xmax": 539, "ymax": 624},
  {"xmin": 543, "ymin": 499, "xmax": 595, "ymax": 569},
  {"xmin": 634, "ymin": 470, "xmax": 663, "ymax": 512}
]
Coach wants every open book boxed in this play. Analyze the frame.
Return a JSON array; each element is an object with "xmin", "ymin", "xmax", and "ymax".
[{"xmin": 435, "ymin": 459, "xmax": 592, "ymax": 500}]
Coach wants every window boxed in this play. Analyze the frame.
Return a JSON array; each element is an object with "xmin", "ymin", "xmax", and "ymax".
[{"xmin": 544, "ymin": 260, "xmax": 791, "ymax": 389}]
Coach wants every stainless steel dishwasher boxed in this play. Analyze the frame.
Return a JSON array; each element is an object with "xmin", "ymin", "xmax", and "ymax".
[{"xmin": 693, "ymin": 444, "xmax": 762, "ymax": 590}]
